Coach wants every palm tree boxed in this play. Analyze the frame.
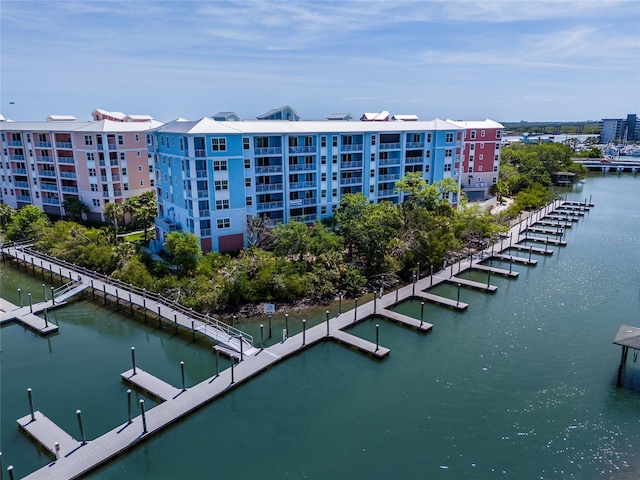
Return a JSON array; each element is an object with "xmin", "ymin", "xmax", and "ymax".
[
  {"xmin": 103, "ymin": 201, "xmax": 124, "ymax": 242},
  {"xmin": 62, "ymin": 197, "xmax": 89, "ymax": 222},
  {"xmin": 0, "ymin": 203, "xmax": 16, "ymax": 228},
  {"xmin": 124, "ymin": 191, "xmax": 157, "ymax": 242}
]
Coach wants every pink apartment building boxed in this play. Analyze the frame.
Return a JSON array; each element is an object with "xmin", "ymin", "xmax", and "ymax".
[{"xmin": 0, "ymin": 110, "xmax": 162, "ymax": 221}]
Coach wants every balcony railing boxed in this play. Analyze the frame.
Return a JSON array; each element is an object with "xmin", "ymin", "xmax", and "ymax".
[
  {"xmin": 10, "ymin": 154, "xmax": 25, "ymax": 161},
  {"xmin": 462, "ymin": 182, "xmax": 488, "ymax": 190},
  {"xmin": 406, "ymin": 142, "xmax": 424, "ymax": 149},
  {"xmin": 60, "ymin": 172, "xmax": 77, "ymax": 179},
  {"xmin": 102, "ymin": 191, "xmax": 110, "ymax": 198},
  {"xmin": 15, "ymin": 181, "xmax": 30, "ymax": 188},
  {"xmin": 254, "ymin": 147, "xmax": 282, "ymax": 155},
  {"xmin": 255, "ymin": 165, "xmax": 283, "ymax": 174},
  {"xmin": 340, "ymin": 161, "xmax": 363, "ymax": 169},
  {"xmin": 113, "ymin": 190, "xmax": 123, "ymax": 196},
  {"xmin": 16, "ymin": 195, "xmax": 32, "ymax": 202},
  {"xmin": 290, "ymin": 181, "xmax": 317, "ymax": 189},
  {"xmin": 11, "ymin": 168, "xmax": 28, "ymax": 175},
  {"xmin": 42, "ymin": 197, "xmax": 60, "ymax": 205},
  {"xmin": 195, "ymin": 170, "xmax": 208, "ymax": 178},
  {"xmin": 379, "ymin": 158, "xmax": 401, "ymax": 166},
  {"xmin": 199, "ymin": 209, "xmax": 210, "ymax": 217},
  {"xmin": 288, "ymin": 163, "xmax": 316, "ymax": 172},
  {"xmin": 58, "ymin": 157, "xmax": 75, "ymax": 164},
  {"xmin": 99, "ymin": 160, "xmax": 106, "ymax": 166},
  {"xmin": 341, "ymin": 144, "xmax": 363, "ymax": 152},
  {"xmin": 289, "ymin": 198, "xmax": 317, "ymax": 206},
  {"xmin": 378, "ymin": 189, "xmax": 397, "ymax": 196},
  {"xmin": 378, "ymin": 174, "xmax": 400, "ymax": 182},
  {"xmin": 290, "ymin": 214, "xmax": 317, "ymax": 223},
  {"xmin": 155, "ymin": 218, "xmax": 179, "ymax": 232},
  {"xmin": 196, "ymin": 190, "xmax": 209, "ymax": 198},
  {"xmin": 35, "ymin": 141, "xmax": 52, "ymax": 148},
  {"xmin": 56, "ymin": 142, "xmax": 73, "ymax": 149},
  {"xmin": 110, "ymin": 160, "xmax": 119, "ymax": 166},
  {"xmin": 108, "ymin": 144, "xmax": 117, "ymax": 150},
  {"xmin": 405, "ymin": 157, "xmax": 423, "ymax": 164},
  {"xmin": 36, "ymin": 156, "xmax": 54, "ymax": 163},
  {"xmin": 8, "ymin": 140, "xmax": 23, "ymax": 147},
  {"xmin": 62, "ymin": 186, "xmax": 79, "ymax": 193},
  {"xmin": 200, "ymin": 228, "xmax": 211, "ymax": 236},
  {"xmin": 41, "ymin": 184, "xmax": 58, "ymax": 191},
  {"xmin": 195, "ymin": 149, "xmax": 206, "ymax": 157},
  {"xmin": 379, "ymin": 142, "xmax": 401, "ymax": 150},
  {"xmin": 97, "ymin": 145, "xmax": 104, "ymax": 150},
  {"xmin": 256, "ymin": 183, "xmax": 283, "ymax": 192},
  {"xmin": 340, "ymin": 177, "xmax": 363, "ymax": 185},
  {"xmin": 257, "ymin": 201, "xmax": 284, "ymax": 211},
  {"xmin": 111, "ymin": 174, "xmax": 120, "ymax": 181},
  {"xmin": 101, "ymin": 176, "xmax": 108, "ymax": 182},
  {"xmin": 288, "ymin": 145, "xmax": 317, "ymax": 154}
]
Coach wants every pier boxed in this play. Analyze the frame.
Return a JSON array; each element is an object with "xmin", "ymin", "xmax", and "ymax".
[{"xmin": 3, "ymin": 198, "xmax": 595, "ymax": 479}]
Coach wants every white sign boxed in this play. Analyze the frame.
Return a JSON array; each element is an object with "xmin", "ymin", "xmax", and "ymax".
[{"xmin": 264, "ymin": 303, "xmax": 276, "ymax": 313}]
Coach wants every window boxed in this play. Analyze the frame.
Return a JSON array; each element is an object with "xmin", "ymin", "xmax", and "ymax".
[
  {"xmin": 138, "ymin": 165, "xmax": 143, "ymax": 172},
  {"xmin": 332, "ymin": 172, "xmax": 337, "ymax": 181},
  {"xmin": 444, "ymin": 164, "xmax": 452, "ymax": 172},
  {"xmin": 426, "ymin": 133, "xmax": 432, "ymax": 143},
  {"xmin": 84, "ymin": 135, "xmax": 93, "ymax": 146},
  {"xmin": 479, "ymin": 154, "xmax": 484, "ymax": 160},
  {"xmin": 244, "ymin": 158, "xmax": 251, "ymax": 169},
  {"xmin": 92, "ymin": 199, "xmax": 101, "ymax": 207},
  {"xmin": 321, "ymin": 206, "xmax": 327, "ymax": 215},
  {"xmin": 149, "ymin": 165, "xmax": 153, "ymax": 173},
  {"xmin": 216, "ymin": 199, "xmax": 230, "ymax": 210},
  {"xmin": 371, "ymin": 136, "xmax": 376, "ymax": 145},
  {"xmin": 470, "ymin": 131, "xmax": 476, "ymax": 140},
  {"xmin": 424, "ymin": 165, "xmax": 430, "ymax": 173},
  {"xmin": 496, "ymin": 130, "xmax": 502, "ymax": 138},
  {"xmin": 321, "ymin": 156, "xmax": 327, "ymax": 165},
  {"xmin": 213, "ymin": 160, "xmax": 227, "ymax": 171},
  {"xmin": 215, "ymin": 180, "xmax": 229, "ymax": 191},
  {"xmin": 370, "ymin": 185, "xmax": 375, "ymax": 193},
  {"xmin": 445, "ymin": 149, "xmax": 453, "ymax": 157},
  {"xmin": 481, "ymin": 130, "xmax": 486, "ymax": 137},
  {"xmin": 446, "ymin": 133, "xmax": 454, "ymax": 143},
  {"xmin": 118, "ymin": 135, "xmax": 124, "ymax": 145},
  {"xmin": 243, "ymin": 138, "xmax": 250, "ymax": 150},
  {"xmin": 332, "ymin": 136, "xmax": 338, "ymax": 147},
  {"xmin": 321, "ymin": 189, "xmax": 327, "ymax": 198},
  {"xmin": 122, "ymin": 168, "xmax": 128, "ymax": 176},
  {"xmin": 469, "ymin": 155, "xmax": 474, "ymax": 162},
  {"xmin": 246, "ymin": 196, "xmax": 252, "ymax": 206},
  {"xmin": 245, "ymin": 178, "xmax": 251, "ymax": 188},
  {"xmin": 478, "ymin": 166, "xmax": 483, "ymax": 172},
  {"xmin": 494, "ymin": 165, "xmax": 498, "ymax": 172},
  {"xmin": 332, "ymin": 155, "xmax": 337, "ymax": 164},
  {"xmin": 321, "ymin": 136, "xmax": 327, "ymax": 147},
  {"xmin": 150, "ymin": 179, "xmax": 154, "ymax": 186},
  {"xmin": 137, "ymin": 151, "xmax": 141, "ymax": 157},
  {"xmin": 321, "ymin": 173, "xmax": 327, "ymax": 182},
  {"xmin": 480, "ymin": 143, "xmax": 485, "ymax": 148},
  {"xmin": 124, "ymin": 183, "xmax": 129, "ymax": 191},
  {"xmin": 120, "ymin": 152, "xmax": 126, "ymax": 161},
  {"xmin": 88, "ymin": 168, "xmax": 96, "ymax": 176},
  {"xmin": 332, "ymin": 188, "xmax": 337, "ymax": 197},
  {"xmin": 90, "ymin": 183, "xmax": 98, "ymax": 191},
  {"xmin": 492, "ymin": 177, "xmax": 497, "ymax": 184},
  {"xmin": 425, "ymin": 150, "xmax": 431, "ymax": 159},
  {"xmin": 217, "ymin": 218, "xmax": 231, "ymax": 229},
  {"xmin": 135, "ymin": 134, "xmax": 140, "ymax": 142},
  {"xmin": 494, "ymin": 155, "xmax": 499, "ymax": 162},
  {"xmin": 211, "ymin": 138, "xmax": 227, "ymax": 151},
  {"xmin": 370, "ymin": 170, "xmax": 375, "ymax": 177},
  {"xmin": 140, "ymin": 180, "xmax": 144, "ymax": 186}
]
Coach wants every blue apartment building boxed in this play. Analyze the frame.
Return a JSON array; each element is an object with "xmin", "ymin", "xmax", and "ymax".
[{"xmin": 149, "ymin": 117, "xmax": 467, "ymax": 253}]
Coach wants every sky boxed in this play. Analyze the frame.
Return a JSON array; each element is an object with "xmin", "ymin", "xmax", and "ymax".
[{"xmin": 1, "ymin": 0, "xmax": 639, "ymax": 123}]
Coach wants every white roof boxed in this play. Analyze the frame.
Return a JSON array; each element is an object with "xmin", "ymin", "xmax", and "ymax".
[
  {"xmin": 153, "ymin": 117, "xmax": 464, "ymax": 135},
  {"xmin": 93, "ymin": 108, "xmax": 127, "ymax": 120},
  {"xmin": 0, "ymin": 114, "xmax": 7, "ymax": 122},
  {"xmin": 125, "ymin": 114, "xmax": 154, "ymax": 121},
  {"xmin": 326, "ymin": 113, "xmax": 355, "ymax": 120},
  {"xmin": 47, "ymin": 115, "xmax": 77, "ymax": 121},
  {"xmin": 446, "ymin": 119, "xmax": 504, "ymax": 129},
  {"xmin": 256, "ymin": 105, "xmax": 300, "ymax": 120},
  {"xmin": 392, "ymin": 115, "xmax": 419, "ymax": 121},
  {"xmin": 0, "ymin": 119, "xmax": 162, "ymax": 133}
]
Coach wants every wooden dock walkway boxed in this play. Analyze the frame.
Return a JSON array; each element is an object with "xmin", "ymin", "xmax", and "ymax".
[
  {"xmin": 7, "ymin": 198, "xmax": 595, "ymax": 480},
  {"xmin": 121, "ymin": 368, "xmax": 183, "ymax": 402},
  {"xmin": 504, "ymin": 244, "xmax": 552, "ymax": 255},
  {"xmin": 522, "ymin": 235, "xmax": 567, "ymax": 246},
  {"xmin": 536, "ymin": 220, "xmax": 572, "ymax": 228},
  {"xmin": 525, "ymin": 226, "xmax": 564, "ymax": 235},
  {"xmin": 17, "ymin": 411, "xmax": 81, "ymax": 458},
  {"xmin": 490, "ymin": 253, "xmax": 538, "ymax": 265},
  {"xmin": 330, "ymin": 329, "xmax": 390, "ymax": 358},
  {"xmin": 0, "ymin": 298, "xmax": 60, "ymax": 335},
  {"xmin": 443, "ymin": 276, "xmax": 498, "ymax": 292},
  {"xmin": 546, "ymin": 214, "xmax": 579, "ymax": 222}
]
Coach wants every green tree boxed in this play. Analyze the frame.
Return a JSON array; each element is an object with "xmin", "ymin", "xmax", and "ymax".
[
  {"xmin": 4, "ymin": 205, "xmax": 50, "ymax": 241},
  {"xmin": 164, "ymin": 231, "xmax": 202, "ymax": 275},
  {"xmin": 0, "ymin": 203, "xmax": 16, "ymax": 229},
  {"xmin": 124, "ymin": 192, "xmax": 157, "ymax": 242},
  {"xmin": 103, "ymin": 201, "xmax": 124, "ymax": 241},
  {"xmin": 62, "ymin": 197, "xmax": 89, "ymax": 222}
]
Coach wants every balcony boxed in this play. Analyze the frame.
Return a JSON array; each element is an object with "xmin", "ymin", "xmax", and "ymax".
[
  {"xmin": 99, "ymin": 160, "xmax": 106, "ymax": 166},
  {"xmin": 462, "ymin": 182, "xmax": 488, "ymax": 190},
  {"xmin": 257, "ymin": 201, "xmax": 284, "ymax": 211},
  {"xmin": 16, "ymin": 195, "xmax": 32, "ymax": 202},
  {"xmin": 60, "ymin": 172, "xmax": 77, "ymax": 179},
  {"xmin": 406, "ymin": 142, "xmax": 424, "ymax": 149},
  {"xmin": 289, "ymin": 198, "xmax": 316, "ymax": 207},
  {"xmin": 15, "ymin": 181, "xmax": 30, "ymax": 188},
  {"xmin": 102, "ymin": 191, "xmax": 110, "ymax": 198},
  {"xmin": 10, "ymin": 154, "xmax": 25, "ymax": 161},
  {"xmin": 195, "ymin": 149, "xmax": 206, "ymax": 157},
  {"xmin": 155, "ymin": 218, "xmax": 180, "ymax": 232},
  {"xmin": 195, "ymin": 170, "xmax": 208, "ymax": 178},
  {"xmin": 340, "ymin": 177, "xmax": 363, "ymax": 185},
  {"xmin": 42, "ymin": 197, "xmax": 60, "ymax": 205},
  {"xmin": 113, "ymin": 190, "xmax": 123, "ymax": 196},
  {"xmin": 200, "ymin": 228, "xmax": 211, "ymax": 236},
  {"xmin": 288, "ymin": 145, "xmax": 317, "ymax": 154},
  {"xmin": 340, "ymin": 161, "xmax": 363, "ymax": 169},
  {"xmin": 108, "ymin": 144, "xmax": 117, "ymax": 150},
  {"xmin": 341, "ymin": 144, "xmax": 363, "ymax": 152},
  {"xmin": 8, "ymin": 140, "xmax": 23, "ymax": 147},
  {"xmin": 110, "ymin": 160, "xmax": 119, "ymax": 166},
  {"xmin": 255, "ymin": 165, "xmax": 283, "ymax": 174},
  {"xmin": 58, "ymin": 157, "xmax": 75, "ymax": 164},
  {"xmin": 35, "ymin": 141, "xmax": 52, "ymax": 148},
  {"xmin": 36, "ymin": 156, "xmax": 54, "ymax": 163},
  {"xmin": 290, "ymin": 181, "xmax": 317, "ymax": 190},
  {"xmin": 101, "ymin": 176, "xmax": 108, "ymax": 182},
  {"xmin": 379, "ymin": 158, "xmax": 401, "ymax": 166},
  {"xmin": 196, "ymin": 190, "xmax": 209, "ymax": 198},
  {"xmin": 254, "ymin": 147, "xmax": 282, "ymax": 155},
  {"xmin": 56, "ymin": 142, "xmax": 73, "ymax": 149},
  {"xmin": 405, "ymin": 157, "xmax": 423, "ymax": 164},
  {"xmin": 288, "ymin": 163, "xmax": 316, "ymax": 172},
  {"xmin": 11, "ymin": 168, "xmax": 27, "ymax": 175},
  {"xmin": 290, "ymin": 214, "xmax": 317, "ymax": 223},
  {"xmin": 199, "ymin": 209, "xmax": 210, "ymax": 217},
  {"xmin": 111, "ymin": 174, "xmax": 121, "ymax": 181},
  {"xmin": 378, "ymin": 189, "xmax": 397, "ymax": 197},
  {"xmin": 97, "ymin": 145, "xmax": 104, "ymax": 150},
  {"xmin": 62, "ymin": 186, "xmax": 79, "ymax": 193},
  {"xmin": 41, "ymin": 184, "xmax": 58, "ymax": 191},
  {"xmin": 379, "ymin": 143, "xmax": 401, "ymax": 150},
  {"xmin": 256, "ymin": 183, "xmax": 283, "ymax": 192},
  {"xmin": 378, "ymin": 173, "xmax": 400, "ymax": 182}
]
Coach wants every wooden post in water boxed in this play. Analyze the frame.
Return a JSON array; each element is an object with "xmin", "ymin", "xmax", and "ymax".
[
  {"xmin": 91, "ymin": 279, "xmax": 95, "ymax": 300},
  {"xmin": 375, "ymin": 324, "xmax": 379, "ymax": 351},
  {"xmin": 302, "ymin": 319, "xmax": 306, "ymax": 346},
  {"xmin": 28, "ymin": 293, "xmax": 32, "ymax": 313},
  {"xmin": 617, "ymin": 346, "xmax": 629, "ymax": 385},
  {"xmin": 529, "ymin": 245, "xmax": 533, "ymax": 263},
  {"xmin": 139, "ymin": 400, "xmax": 147, "ymax": 434},
  {"xmin": 174, "ymin": 314, "xmax": 178, "ymax": 334},
  {"xmin": 268, "ymin": 313, "xmax": 272, "ymax": 338},
  {"xmin": 456, "ymin": 284, "xmax": 461, "ymax": 308},
  {"xmin": 27, "ymin": 388, "xmax": 35, "ymax": 421},
  {"xmin": 76, "ymin": 410, "xmax": 87, "ymax": 445},
  {"xmin": 127, "ymin": 389, "xmax": 132, "ymax": 424},
  {"xmin": 260, "ymin": 324, "xmax": 264, "ymax": 348},
  {"xmin": 131, "ymin": 347, "xmax": 136, "ymax": 375},
  {"xmin": 412, "ymin": 273, "xmax": 416, "ymax": 296},
  {"xmin": 181, "ymin": 361, "xmax": 186, "ymax": 391},
  {"xmin": 103, "ymin": 285, "xmax": 107, "ymax": 305},
  {"xmin": 420, "ymin": 302, "xmax": 424, "ymax": 328},
  {"xmin": 18, "ymin": 288, "xmax": 22, "ymax": 307},
  {"xmin": 353, "ymin": 299, "xmax": 358, "ymax": 323},
  {"xmin": 327, "ymin": 310, "xmax": 331, "ymax": 335},
  {"xmin": 129, "ymin": 293, "xmax": 133, "ymax": 316},
  {"xmin": 285, "ymin": 314, "xmax": 289, "ymax": 338},
  {"xmin": 115, "ymin": 289, "xmax": 120, "ymax": 310}
]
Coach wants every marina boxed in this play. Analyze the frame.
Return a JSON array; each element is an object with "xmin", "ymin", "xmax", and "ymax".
[{"xmin": 2, "ymin": 177, "xmax": 640, "ymax": 479}]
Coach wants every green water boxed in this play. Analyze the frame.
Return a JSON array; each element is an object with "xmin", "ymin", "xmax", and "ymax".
[{"xmin": 2, "ymin": 175, "xmax": 639, "ymax": 479}]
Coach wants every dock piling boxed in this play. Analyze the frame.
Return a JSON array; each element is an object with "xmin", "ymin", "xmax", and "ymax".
[
  {"xmin": 76, "ymin": 410, "xmax": 86, "ymax": 445},
  {"xmin": 116, "ymin": 289, "xmax": 120, "ymax": 310},
  {"xmin": 7, "ymin": 465, "xmax": 14, "ymax": 480},
  {"xmin": 129, "ymin": 293, "xmax": 133, "ymax": 316},
  {"xmin": 376, "ymin": 324, "xmax": 380, "ymax": 351},
  {"xmin": 268, "ymin": 313, "xmax": 272, "ymax": 338},
  {"xmin": 103, "ymin": 285, "xmax": 107, "ymax": 305},
  {"xmin": 529, "ymin": 246, "xmax": 533, "ymax": 262},
  {"xmin": 28, "ymin": 293, "xmax": 32, "ymax": 313},
  {"xmin": 18, "ymin": 288, "xmax": 22, "ymax": 307},
  {"xmin": 131, "ymin": 347, "xmax": 136, "ymax": 375},
  {"xmin": 215, "ymin": 349, "xmax": 219, "ymax": 377},
  {"xmin": 487, "ymin": 269, "xmax": 491, "ymax": 289},
  {"xmin": 44, "ymin": 308, "xmax": 48, "ymax": 328},
  {"xmin": 412, "ymin": 273, "xmax": 416, "ymax": 295},
  {"xmin": 27, "ymin": 388, "xmax": 35, "ymax": 421},
  {"xmin": 55, "ymin": 442, "xmax": 60, "ymax": 460},
  {"xmin": 174, "ymin": 314, "xmax": 178, "ymax": 334},
  {"xmin": 420, "ymin": 302, "xmax": 425, "ymax": 328},
  {"xmin": 191, "ymin": 321, "xmax": 195, "ymax": 341},
  {"xmin": 285, "ymin": 314, "xmax": 289, "ymax": 338},
  {"xmin": 260, "ymin": 324, "xmax": 264, "ymax": 348},
  {"xmin": 157, "ymin": 306, "xmax": 161, "ymax": 326},
  {"xmin": 338, "ymin": 294, "xmax": 342, "ymax": 316},
  {"xmin": 353, "ymin": 300, "xmax": 358, "ymax": 323},
  {"xmin": 373, "ymin": 290, "xmax": 377, "ymax": 314},
  {"xmin": 139, "ymin": 400, "xmax": 147, "ymax": 434},
  {"xmin": 180, "ymin": 361, "xmax": 186, "ymax": 391},
  {"xmin": 456, "ymin": 284, "xmax": 461, "ymax": 308},
  {"xmin": 230, "ymin": 356, "xmax": 235, "ymax": 384},
  {"xmin": 42, "ymin": 283, "xmax": 47, "ymax": 301},
  {"xmin": 232, "ymin": 315, "xmax": 236, "ymax": 328},
  {"xmin": 127, "ymin": 389, "xmax": 132, "ymax": 424},
  {"xmin": 302, "ymin": 319, "xmax": 306, "ymax": 345}
]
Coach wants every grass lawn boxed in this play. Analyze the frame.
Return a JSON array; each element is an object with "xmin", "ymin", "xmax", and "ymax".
[{"xmin": 122, "ymin": 231, "xmax": 147, "ymax": 245}]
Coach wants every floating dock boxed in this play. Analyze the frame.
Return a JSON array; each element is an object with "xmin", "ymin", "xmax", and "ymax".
[
  {"xmin": 17, "ymin": 411, "xmax": 81, "ymax": 458},
  {"xmin": 330, "ymin": 329, "xmax": 389, "ymax": 358},
  {"xmin": 121, "ymin": 368, "xmax": 183, "ymax": 402}
]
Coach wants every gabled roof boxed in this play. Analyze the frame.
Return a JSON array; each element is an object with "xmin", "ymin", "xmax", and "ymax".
[
  {"xmin": 212, "ymin": 111, "xmax": 242, "ymax": 121},
  {"xmin": 93, "ymin": 108, "xmax": 127, "ymax": 121},
  {"xmin": 125, "ymin": 114, "xmax": 154, "ymax": 122},
  {"xmin": 326, "ymin": 113, "xmax": 355, "ymax": 121},
  {"xmin": 392, "ymin": 114, "xmax": 419, "ymax": 121},
  {"xmin": 361, "ymin": 111, "xmax": 390, "ymax": 121},
  {"xmin": 47, "ymin": 115, "xmax": 77, "ymax": 121}
]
